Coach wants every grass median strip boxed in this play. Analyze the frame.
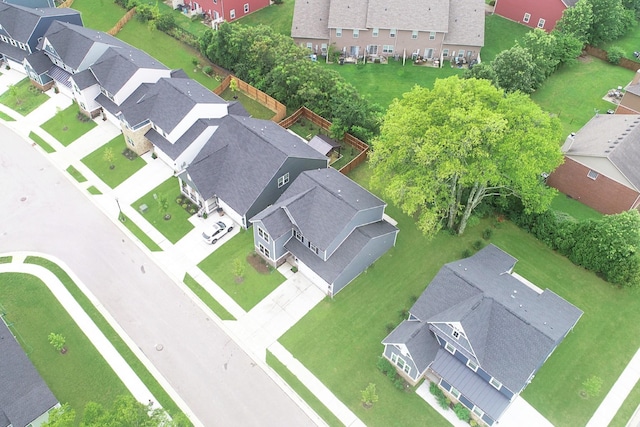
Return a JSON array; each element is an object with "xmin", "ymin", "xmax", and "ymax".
[
  {"xmin": 66, "ymin": 165, "xmax": 87, "ymax": 183},
  {"xmin": 0, "ymin": 255, "xmax": 12, "ymax": 263},
  {"xmin": 183, "ymin": 273, "xmax": 235, "ymax": 321},
  {"xmin": 23, "ymin": 256, "xmax": 189, "ymax": 424},
  {"xmin": 266, "ymin": 350, "xmax": 343, "ymax": 427},
  {"xmin": 119, "ymin": 214, "xmax": 163, "ymax": 252},
  {"xmin": 29, "ymin": 131, "xmax": 55, "ymax": 153},
  {"xmin": 87, "ymin": 185, "xmax": 102, "ymax": 195},
  {"xmin": 0, "ymin": 110, "xmax": 14, "ymax": 121}
]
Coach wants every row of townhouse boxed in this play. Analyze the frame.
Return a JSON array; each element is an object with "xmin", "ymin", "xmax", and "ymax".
[{"xmin": 0, "ymin": 2, "xmax": 398, "ymax": 297}]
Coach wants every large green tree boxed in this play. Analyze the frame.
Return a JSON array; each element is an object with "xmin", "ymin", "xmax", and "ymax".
[{"xmin": 370, "ymin": 76, "xmax": 563, "ymax": 236}]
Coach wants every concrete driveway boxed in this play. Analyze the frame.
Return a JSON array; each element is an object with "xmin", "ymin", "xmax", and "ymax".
[{"xmin": 0, "ymin": 124, "xmax": 316, "ymax": 427}]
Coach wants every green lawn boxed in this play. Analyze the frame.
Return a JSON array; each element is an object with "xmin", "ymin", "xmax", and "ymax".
[
  {"xmin": 132, "ymin": 177, "xmax": 194, "ymax": 244},
  {"xmin": 600, "ymin": 22, "xmax": 640, "ymax": 61},
  {"xmin": 235, "ymin": 1, "xmax": 295, "ymax": 36},
  {"xmin": 137, "ymin": 0, "xmax": 211, "ymax": 38},
  {"xmin": 550, "ymin": 192, "xmax": 602, "ymax": 221},
  {"xmin": 29, "ymin": 131, "xmax": 55, "ymax": 153},
  {"xmin": 41, "ymin": 104, "xmax": 96, "ymax": 146},
  {"xmin": 0, "ymin": 255, "xmax": 12, "ymax": 263},
  {"xmin": 70, "ymin": 0, "xmax": 128, "ymax": 31},
  {"xmin": 610, "ymin": 378, "xmax": 640, "ymax": 426},
  {"xmin": 23, "ymin": 257, "xmax": 188, "ymax": 423},
  {"xmin": 87, "ymin": 185, "xmax": 102, "ymax": 195},
  {"xmin": 183, "ymin": 273, "xmax": 235, "ymax": 320},
  {"xmin": 0, "ymin": 110, "xmax": 14, "ymax": 121},
  {"xmin": 0, "ymin": 78, "xmax": 49, "ymax": 115},
  {"xmin": 81, "ymin": 135, "xmax": 146, "ymax": 188},
  {"xmin": 219, "ymin": 87, "xmax": 275, "ymax": 120},
  {"xmin": 318, "ymin": 60, "xmax": 464, "ymax": 109},
  {"xmin": 531, "ymin": 57, "xmax": 634, "ymax": 136},
  {"xmin": 66, "ymin": 165, "xmax": 87, "ymax": 183},
  {"xmin": 116, "ymin": 19, "xmax": 221, "ymax": 90},
  {"xmin": 266, "ymin": 350, "xmax": 343, "ymax": 427},
  {"xmin": 197, "ymin": 230, "xmax": 285, "ymax": 311},
  {"xmin": 119, "ymin": 214, "xmax": 163, "ymax": 252},
  {"xmin": 0, "ymin": 273, "xmax": 130, "ymax": 422},
  {"xmin": 482, "ymin": 15, "xmax": 531, "ymax": 62},
  {"xmin": 279, "ymin": 162, "xmax": 640, "ymax": 427}
]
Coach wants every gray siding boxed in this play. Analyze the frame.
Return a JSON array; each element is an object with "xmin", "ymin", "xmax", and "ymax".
[
  {"xmin": 332, "ymin": 227, "xmax": 397, "ymax": 295},
  {"xmin": 245, "ymin": 157, "xmax": 327, "ymax": 224},
  {"xmin": 383, "ymin": 345, "xmax": 420, "ymax": 382},
  {"xmin": 325, "ymin": 205, "xmax": 385, "ymax": 258}
]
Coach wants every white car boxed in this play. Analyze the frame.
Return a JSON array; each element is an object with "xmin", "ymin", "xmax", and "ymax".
[{"xmin": 202, "ymin": 220, "xmax": 234, "ymax": 244}]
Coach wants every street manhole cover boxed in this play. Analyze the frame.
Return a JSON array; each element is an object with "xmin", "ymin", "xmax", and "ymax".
[
  {"xmin": 20, "ymin": 197, "xmax": 27, "ymax": 202},
  {"xmin": 155, "ymin": 344, "xmax": 164, "ymax": 351}
]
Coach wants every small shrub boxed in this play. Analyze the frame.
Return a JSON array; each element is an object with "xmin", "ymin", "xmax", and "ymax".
[
  {"xmin": 151, "ymin": 152, "xmax": 157, "ymax": 159},
  {"xmin": 470, "ymin": 420, "xmax": 478, "ymax": 427},
  {"xmin": 203, "ymin": 66, "xmax": 213, "ymax": 76},
  {"xmin": 489, "ymin": 0, "xmax": 495, "ymax": 5},
  {"xmin": 181, "ymin": 203, "xmax": 188, "ymax": 209},
  {"xmin": 453, "ymin": 403, "xmax": 470, "ymax": 421},
  {"xmin": 361, "ymin": 383, "xmax": 378, "ymax": 408},
  {"xmin": 429, "ymin": 382, "xmax": 449, "ymax": 409},
  {"xmin": 76, "ymin": 111, "xmax": 91, "ymax": 122},
  {"xmin": 377, "ymin": 356, "xmax": 394, "ymax": 376},
  {"xmin": 385, "ymin": 323, "xmax": 395, "ymax": 333},
  {"xmin": 582, "ymin": 375, "xmax": 603, "ymax": 398},
  {"xmin": 202, "ymin": 212, "xmax": 208, "ymax": 219},
  {"xmin": 607, "ymin": 46, "xmax": 626, "ymax": 64},
  {"xmin": 48, "ymin": 332, "xmax": 66, "ymax": 352},
  {"xmin": 462, "ymin": 248, "xmax": 472, "ymax": 258},
  {"xmin": 472, "ymin": 240, "xmax": 483, "ymax": 250},
  {"xmin": 398, "ymin": 307, "xmax": 409, "ymax": 319},
  {"xmin": 393, "ymin": 376, "xmax": 406, "ymax": 391},
  {"xmin": 176, "ymin": 197, "xmax": 184, "ymax": 204},
  {"xmin": 482, "ymin": 227, "xmax": 493, "ymax": 240}
]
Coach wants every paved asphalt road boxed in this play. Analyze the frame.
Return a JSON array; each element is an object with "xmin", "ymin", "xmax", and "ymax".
[{"xmin": 0, "ymin": 125, "xmax": 315, "ymax": 427}]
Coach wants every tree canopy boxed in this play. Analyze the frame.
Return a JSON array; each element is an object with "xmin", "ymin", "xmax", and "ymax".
[
  {"xmin": 557, "ymin": 0, "xmax": 635, "ymax": 45},
  {"xmin": 370, "ymin": 76, "xmax": 563, "ymax": 237}
]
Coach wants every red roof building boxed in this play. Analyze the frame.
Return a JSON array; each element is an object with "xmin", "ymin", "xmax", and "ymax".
[
  {"xmin": 177, "ymin": 0, "xmax": 270, "ymax": 24},
  {"xmin": 493, "ymin": 0, "xmax": 577, "ymax": 31}
]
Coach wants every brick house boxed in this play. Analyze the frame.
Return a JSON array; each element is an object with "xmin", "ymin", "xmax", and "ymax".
[
  {"xmin": 547, "ymin": 114, "xmax": 640, "ymax": 214},
  {"xmin": 292, "ymin": 0, "xmax": 484, "ymax": 64},
  {"xmin": 493, "ymin": 0, "xmax": 577, "ymax": 31}
]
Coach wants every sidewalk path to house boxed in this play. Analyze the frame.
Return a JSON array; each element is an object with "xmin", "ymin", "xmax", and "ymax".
[
  {"xmin": 0, "ymin": 254, "xmax": 168, "ymax": 412},
  {"xmin": 587, "ymin": 347, "xmax": 640, "ymax": 427}
]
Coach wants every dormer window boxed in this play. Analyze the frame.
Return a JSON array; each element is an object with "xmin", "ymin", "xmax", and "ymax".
[
  {"xmin": 278, "ymin": 172, "xmax": 289, "ymax": 188},
  {"xmin": 294, "ymin": 229, "xmax": 304, "ymax": 243},
  {"xmin": 309, "ymin": 242, "xmax": 319, "ymax": 254}
]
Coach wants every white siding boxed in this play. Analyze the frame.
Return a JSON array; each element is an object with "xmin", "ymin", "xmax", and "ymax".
[
  {"xmin": 167, "ymin": 103, "xmax": 228, "ymax": 142},
  {"xmin": 113, "ymin": 68, "xmax": 171, "ymax": 105}
]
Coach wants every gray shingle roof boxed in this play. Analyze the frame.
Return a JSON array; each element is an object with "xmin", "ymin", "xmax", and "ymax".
[
  {"xmin": 0, "ymin": 321, "xmax": 58, "ymax": 427},
  {"xmin": 561, "ymin": 114, "xmax": 640, "ymax": 191},
  {"xmin": 0, "ymin": 40, "xmax": 28, "ymax": 61},
  {"xmin": 443, "ymin": 0, "xmax": 485, "ymax": 47},
  {"xmin": 291, "ymin": 0, "xmax": 330, "ymax": 39},
  {"xmin": 24, "ymin": 50, "xmax": 52, "ymax": 74},
  {"xmin": 431, "ymin": 349, "xmax": 510, "ymax": 421},
  {"xmin": 382, "ymin": 320, "xmax": 440, "ymax": 373},
  {"xmin": 284, "ymin": 220, "xmax": 397, "ymax": 284},
  {"xmin": 365, "ymin": 0, "xmax": 449, "ymax": 32},
  {"xmin": 0, "ymin": 3, "xmax": 77, "ymax": 43},
  {"xmin": 71, "ymin": 67, "xmax": 97, "ymax": 89},
  {"xmin": 407, "ymin": 244, "xmax": 582, "ymax": 393},
  {"xmin": 187, "ymin": 115, "xmax": 326, "ymax": 216},
  {"xmin": 328, "ymin": 0, "xmax": 368, "ymax": 29},
  {"xmin": 90, "ymin": 46, "xmax": 167, "ymax": 95},
  {"xmin": 265, "ymin": 167, "xmax": 385, "ymax": 250},
  {"xmin": 41, "ymin": 21, "xmax": 125, "ymax": 70},
  {"xmin": 146, "ymin": 118, "xmax": 221, "ymax": 161},
  {"xmin": 3, "ymin": 0, "xmax": 55, "ymax": 7}
]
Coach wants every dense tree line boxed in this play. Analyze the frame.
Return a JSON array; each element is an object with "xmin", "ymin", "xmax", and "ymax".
[
  {"xmin": 198, "ymin": 24, "xmax": 382, "ymax": 141},
  {"xmin": 504, "ymin": 201, "xmax": 640, "ymax": 288}
]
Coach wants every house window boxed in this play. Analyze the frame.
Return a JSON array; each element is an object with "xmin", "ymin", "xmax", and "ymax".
[
  {"xmin": 472, "ymin": 406, "xmax": 484, "ymax": 418},
  {"xmin": 523, "ymin": 13, "xmax": 531, "ymax": 23},
  {"xmin": 336, "ymin": 28, "xmax": 342, "ymax": 37},
  {"xmin": 390, "ymin": 28, "xmax": 396, "ymax": 38},
  {"xmin": 18, "ymin": 42, "xmax": 26, "ymax": 50},
  {"xmin": 443, "ymin": 49, "xmax": 449, "ymax": 57},
  {"xmin": 353, "ymin": 29, "xmax": 359, "ymax": 38},
  {"xmin": 126, "ymin": 136, "xmax": 135, "ymax": 147},
  {"xmin": 308, "ymin": 242, "xmax": 319, "ymax": 254},
  {"xmin": 412, "ymin": 30, "xmax": 418, "ymax": 39},
  {"xmin": 10, "ymin": 39, "xmax": 17, "ymax": 47},
  {"xmin": 259, "ymin": 243, "xmax": 270, "ymax": 258},
  {"xmin": 452, "ymin": 330, "xmax": 460, "ymax": 339},
  {"xmin": 445, "ymin": 342, "xmax": 456, "ymax": 355},
  {"xmin": 382, "ymin": 45, "xmax": 394, "ymax": 54},
  {"xmin": 367, "ymin": 45, "xmax": 378, "ymax": 55},
  {"xmin": 258, "ymin": 227, "xmax": 270, "ymax": 243},
  {"xmin": 306, "ymin": 42, "xmax": 313, "ymax": 49},
  {"xmin": 244, "ymin": 3, "xmax": 249, "ymax": 13},
  {"xmin": 537, "ymin": 18, "xmax": 546, "ymax": 28},
  {"xmin": 490, "ymin": 377, "xmax": 503, "ymax": 390},
  {"xmin": 466, "ymin": 360, "xmax": 479, "ymax": 372},
  {"xmin": 458, "ymin": 50, "xmax": 465, "ymax": 58},
  {"xmin": 391, "ymin": 353, "xmax": 411, "ymax": 373},
  {"xmin": 230, "ymin": 9, "xmax": 235, "ymax": 19},
  {"xmin": 294, "ymin": 229, "xmax": 304, "ymax": 243},
  {"xmin": 372, "ymin": 27, "xmax": 379, "ymax": 37},
  {"xmin": 450, "ymin": 387, "xmax": 461, "ymax": 399},
  {"xmin": 587, "ymin": 170, "xmax": 599, "ymax": 180},
  {"xmin": 278, "ymin": 172, "xmax": 290, "ymax": 188},
  {"xmin": 321, "ymin": 43, "xmax": 327, "ymax": 54},
  {"xmin": 0, "ymin": 35, "xmax": 7, "ymax": 42},
  {"xmin": 391, "ymin": 352, "xmax": 399, "ymax": 364},
  {"xmin": 429, "ymin": 31, "xmax": 436, "ymax": 40}
]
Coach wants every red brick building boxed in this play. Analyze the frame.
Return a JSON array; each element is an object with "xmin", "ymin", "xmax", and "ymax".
[
  {"xmin": 616, "ymin": 70, "xmax": 640, "ymax": 115},
  {"xmin": 493, "ymin": 0, "xmax": 577, "ymax": 31},
  {"xmin": 176, "ymin": 0, "xmax": 269, "ymax": 24},
  {"xmin": 547, "ymin": 115, "xmax": 640, "ymax": 214}
]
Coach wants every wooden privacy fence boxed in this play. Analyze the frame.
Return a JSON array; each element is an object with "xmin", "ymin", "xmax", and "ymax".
[
  {"xmin": 584, "ymin": 45, "xmax": 640, "ymax": 72},
  {"xmin": 214, "ymin": 75, "xmax": 286, "ymax": 122},
  {"xmin": 107, "ymin": 7, "xmax": 136, "ymax": 36},
  {"xmin": 279, "ymin": 107, "xmax": 370, "ymax": 175}
]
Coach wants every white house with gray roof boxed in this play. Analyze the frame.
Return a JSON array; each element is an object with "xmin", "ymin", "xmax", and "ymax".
[
  {"xmin": 179, "ymin": 115, "xmax": 329, "ymax": 227},
  {"xmin": 292, "ymin": 0, "xmax": 484, "ymax": 64},
  {"xmin": 0, "ymin": 320, "xmax": 60, "ymax": 427},
  {"xmin": 382, "ymin": 244, "xmax": 582, "ymax": 426},
  {"xmin": 0, "ymin": 2, "xmax": 81, "ymax": 73},
  {"xmin": 250, "ymin": 167, "xmax": 398, "ymax": 296}
]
